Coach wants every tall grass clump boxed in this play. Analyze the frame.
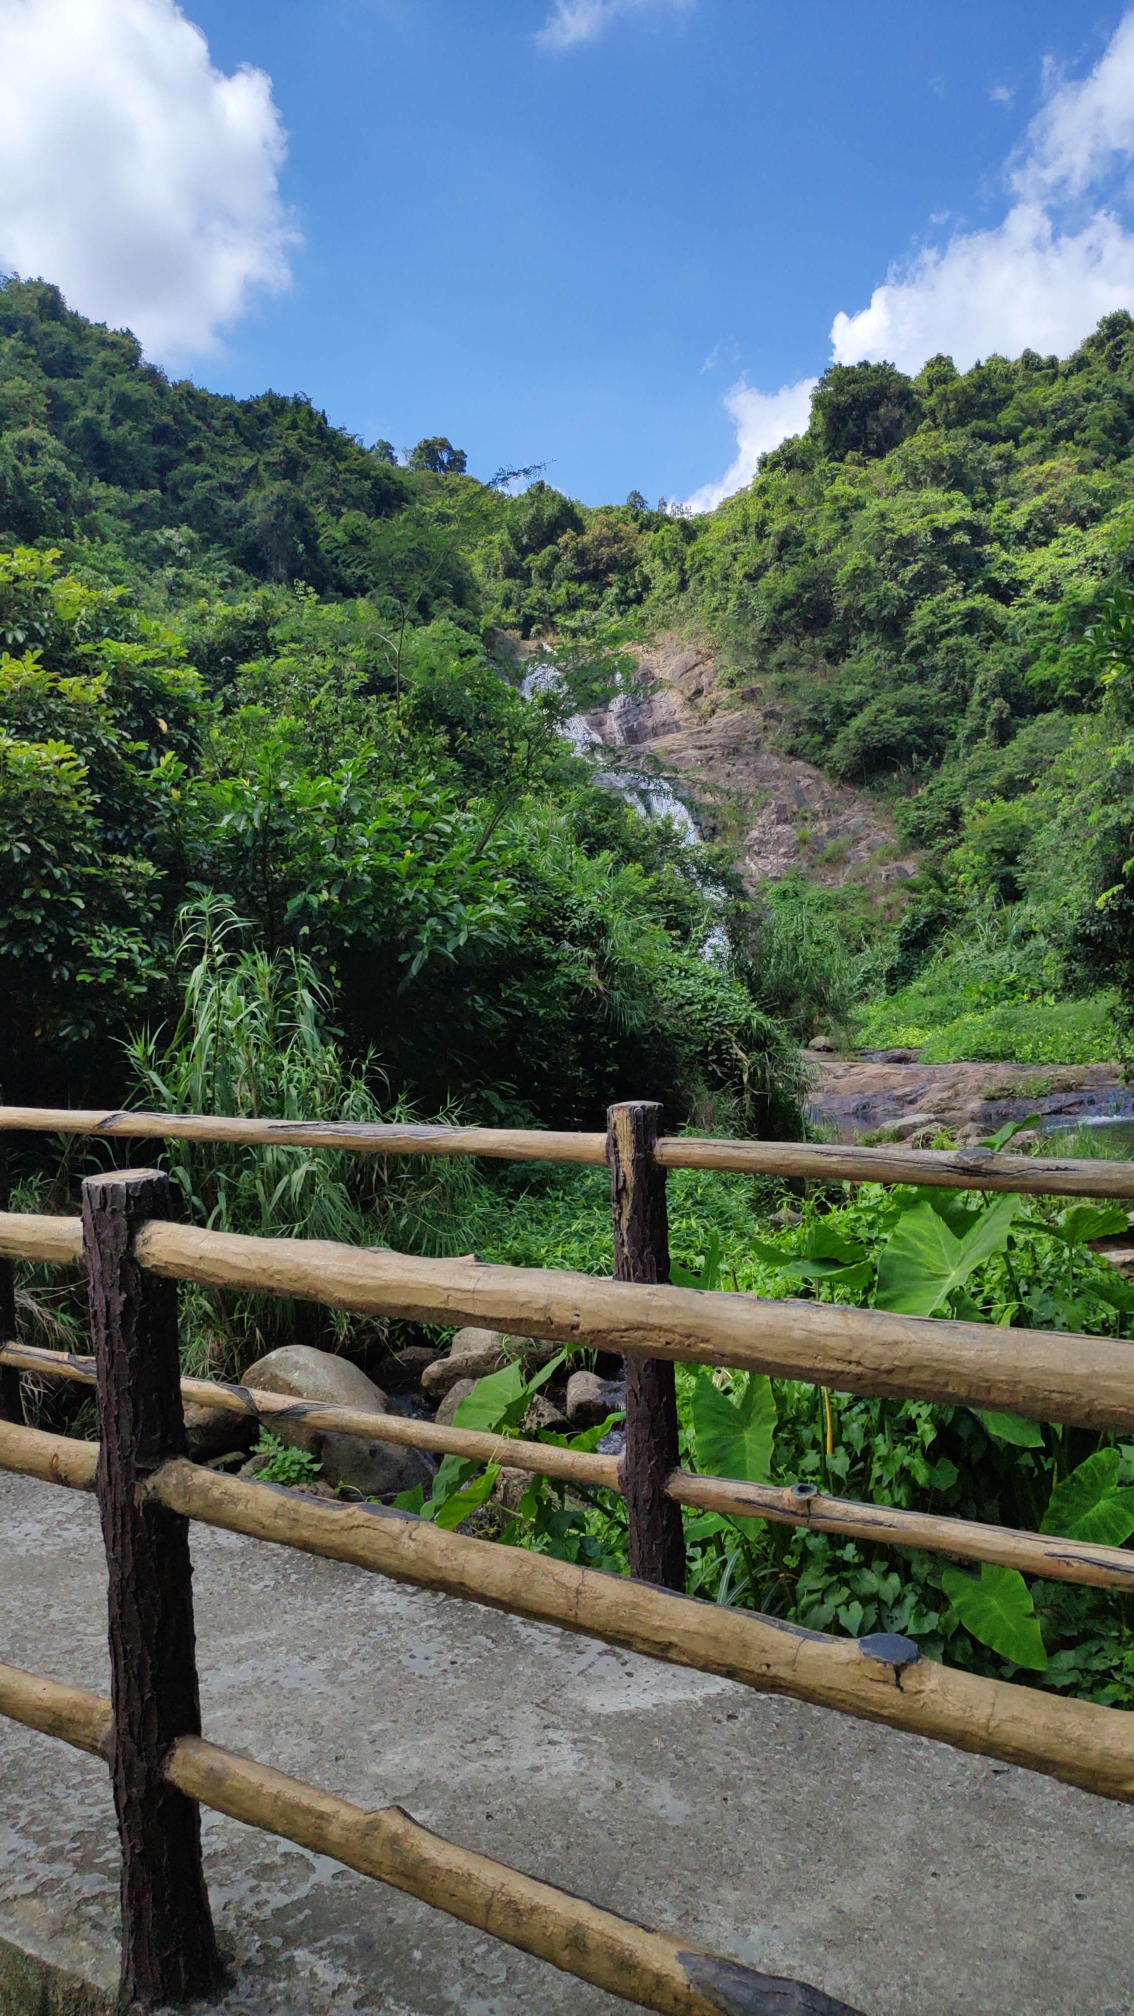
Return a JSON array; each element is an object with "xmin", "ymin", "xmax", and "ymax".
[{"xmin": 126, "ymin": 898, "xmax": 476, "ymax": 1376}]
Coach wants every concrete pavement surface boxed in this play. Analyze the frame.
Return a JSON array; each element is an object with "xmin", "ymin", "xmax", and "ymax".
[{"xmin": 2, "ymin": 1466, "xmax": 1133, "ymax": 2016}]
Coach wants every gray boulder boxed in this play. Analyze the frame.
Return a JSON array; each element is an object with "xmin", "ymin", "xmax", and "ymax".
[
  {"xmin": 183, "ymin": 1400, "xmax": 255, "ymax": 1463},
  {"xmin": 243, "ymin": 1344, "xmax": 434, "ymax": 1497},
  {"xmin": 421, "ymin": 1326, "xmax": 562, "ymax": 1399},
  {"xmin": 566, "ymin": 1369, "xmax": 624, "ymax": 1429},
  {"xmin": 435, "ymin": 1378, "xmax": 478, "ymax": 1427}
]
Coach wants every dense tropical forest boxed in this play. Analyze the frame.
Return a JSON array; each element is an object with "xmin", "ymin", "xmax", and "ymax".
[{"xmin": 7, "ymin": 272, "xmax": 1134, "ymax": 1700}]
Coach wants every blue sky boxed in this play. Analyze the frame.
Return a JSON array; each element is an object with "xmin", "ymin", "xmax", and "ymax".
[{"xmin": 2, "ymin": 1, "xmax": 1134, "ymax": 505}]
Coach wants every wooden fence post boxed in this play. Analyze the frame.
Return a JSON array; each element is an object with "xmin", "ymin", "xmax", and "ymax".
[
  {"xmin": 607, "ymin": 1103, "xmax": 686, "ymax": 1591},
  {"xmin": 83, "ymin": 1168, "xmax": 222, "ymax": 2010},
  {"xmin": 0, "ymin": 1099, "xmax": 20, "ymax": 1424}
]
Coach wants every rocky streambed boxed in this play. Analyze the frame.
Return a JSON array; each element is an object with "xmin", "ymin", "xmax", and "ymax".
[{"xmin": 807, "ymin": 1054, "xmax": 1133, "ymax": 1146}]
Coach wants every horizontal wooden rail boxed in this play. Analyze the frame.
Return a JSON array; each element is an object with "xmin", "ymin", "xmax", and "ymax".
[
  {"xmin": 0, "ymin": 1341, "xmax": 622, "ymax": 1494},
  {"xmin": 652, "ymin": 1136, "xmax": 1134, "ymax": 1197},
  {"xmin": 134, "ymin": 1221, "xmax": 1134, "ymax": 1432},
  {"xmin": 6, "ymin": 1208, "xmax": 1134, "ymax": 1431},
  {"xmin": 3, "ymin": 1104, "xmax": 1134, "ymax": 1196},
  {"xmin": 666, "ymin": 1473, "xmax": 1134, "ymax": 1594},
  {"xmin": 0, "ymin": 1105, "xmax": 609, "ymax": 1166},
  {"xmin": 0, "ymin": 1661, "xmax": 858, "ymax": 2016},
  {"xmin": 9, "ymin": 1343, "xmax": 1134, "ymax": 1593},
  {"xmin": 0, "ymin": 1210, "xmax": 81, "ymax": 1265},
  {"xmin": 4, "ymin": 1417, "xmax": 1134, "ymax": 1801}
]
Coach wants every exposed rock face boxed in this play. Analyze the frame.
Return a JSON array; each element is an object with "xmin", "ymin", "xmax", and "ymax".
[
  {"xmin": 808, "ymin": 1058, "xmax": 1126, "ymax": 1143},
  {"xmin": 242, "ymin": 1344, "xmax": 434, "ymax": 1497},
  {"xmin": 582, "ymin": 634, "xmax": 918, "ymax": 900}
]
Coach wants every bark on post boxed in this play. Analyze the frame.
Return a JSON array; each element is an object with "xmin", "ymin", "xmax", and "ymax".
[
  {"xmin": 608, "ymin": 1102, "xmax": 686, "ymax": 1591},
  {"xmin": 0, "ymin": 1098, "xmax": 20, "ymax": 1423},
  {"xmin": 83, "ymin": 1168, "xmax": 221, "ymax": 2010}
]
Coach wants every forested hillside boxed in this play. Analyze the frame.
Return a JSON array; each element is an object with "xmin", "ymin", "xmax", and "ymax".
[
  {"xmin": 6, "ymin": 274, "xmax": 1134, "ymax": 1115},
  {"xmin": 11, "ymin": 275, "xmax": 1134, "ymax": 1698}
]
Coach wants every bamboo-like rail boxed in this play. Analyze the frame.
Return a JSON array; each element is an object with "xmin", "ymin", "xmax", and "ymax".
[
  {"xmin": 6, "ymin": 1207, "xmax": 1134, "ymax": 1431},
  {"xmin": 133, "ymin": 1220, "xmax": 1134, "ymax": 1431},
  {"xmin": 0, "ymin": 1660, "xmax": 859, "ymax": 2016},
  {"xmin": 8, "ymin": 1341, "xmax": 1134, "ymax": 1593},
  {"xmin": 3, "ymin": 1102, "xmax": 1134, "ymax": 1196},
  {"xmin": 6, "ymin": 1416, "xmax": 1134, "ymax": 1803}
]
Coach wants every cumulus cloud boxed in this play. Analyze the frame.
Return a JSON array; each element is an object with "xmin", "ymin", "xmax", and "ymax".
[
  {"xmin": 539, "ymin": 0, "xmax": 694, "ymax": 52},
  {"xmin": 685, "ymin": 376, "xmax": 818, "ymax": 513},
  {"xmin": 829, "ymin": 201, "xmax": 1134, "ymax": 371},
  {"xmin": 691, "ymin": 8, "xmax": 1134, "ymax": 508},
  {"xmin": 0, "ymin": 0, "xmax": 297, "ymax": 362}
]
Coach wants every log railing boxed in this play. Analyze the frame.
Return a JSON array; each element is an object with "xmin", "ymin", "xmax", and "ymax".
[{"xmin": 2, "ymin": 1103, "xmax": 1134, "ymax": 2013}]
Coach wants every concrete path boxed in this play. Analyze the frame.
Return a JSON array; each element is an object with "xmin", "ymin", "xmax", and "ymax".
[{"xmin": 2, "ymin": 1467, "xmax": 1133, "ymax": 2016}]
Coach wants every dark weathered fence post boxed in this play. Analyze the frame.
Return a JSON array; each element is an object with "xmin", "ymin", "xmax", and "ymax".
[
  {"xmin": 607, "ymin": 1102, "xmax": 686, "ymax": 1591},
  {"xmin": 83, "ymin": 1168, "xmax": 222, "ymax": 2011},
  {"xmin": 0, "ymin": 1102, "xmax": 20, "ymax": 1424}
]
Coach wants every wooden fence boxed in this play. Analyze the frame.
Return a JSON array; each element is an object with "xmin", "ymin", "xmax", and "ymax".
[{"xmin": 2, "ymin": 1101, "xmax": 1134, "ymax": 2015}]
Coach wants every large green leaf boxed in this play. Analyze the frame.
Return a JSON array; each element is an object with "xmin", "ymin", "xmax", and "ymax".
[
  {"xmin": 451, "ymin": 1351, "xmax": 565, "ymax": 1434},
  {"xmin": 690, "ymin": 1369, "xmax": 776, "ymax": 1483},
  {"xmin": 749, "ymin": 1221, "xmax": 870, "ymax": 1286},
  {"xmin": 1042, "ymin": 1203, "xmax": 1129, "ymax": 1248},
  {"xmin": 975, "ymin": 1410, "xmax": 1045, "ymax": 1449},
  {"xmin": 940, "ymin": 1562, "xmax": 1048, "ymax": 1670},
  {"xmin": 433, "ymin": 1463, "xmax": 500, "ymax": 1530},
  {"xmin": 1040, "ymin": 1449, "xmax": 1134, "ymax": 1546},
  {"xmin": 875, "ymin": 1194, "xmax": 1019, "ymax": 1315}
]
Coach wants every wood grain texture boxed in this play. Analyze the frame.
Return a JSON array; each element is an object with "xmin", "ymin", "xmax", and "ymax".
[
  {"xmin": 0, "ymin": 1210, "xmax": 82, "ymax": 1265},
  {"xmin": 148, "ymin": 1457, "xmax": 1134, "ymax": 1802},
  {"xmin": 0, "ymin": 1345, "xmax": 624, "ymax": 1490},
  {"xmin": 0, "ymin": 1106, "xmax": 607, "ymax": 1165},
  {"xmin": 0, "ymin": 1660, "xmax": 862, "ymax": 2016},
  {"xmin": 665, "ymin": 1470, "xmax": 1134, "ymax": 1593},
  {"xmin": 0, "ymin": 1416, "xmax": 99, "ymax": 1489},
  {"xmin": 8, "ymin": 1385, "xmax": 1134, "ymax": 1594},
  {"xmin": 134, "ymin": 1220, "xmax": 1134, "ymax": 1430},
  {"xmin": 609, "ymin": 1102, "xmax": 686, "ymax": 1591},
  {"xmin": 3, "ymin": 1103, "xmax": 1134, "ymax": 1194},
  {"xmin": 84, "ymin": 1169, "xmax": 221, "ymax": 2010},
  {"xmin": 5, "ymin": 1414, "xmax": 1134, "ymax": 1798},
  {"xmin": 652, "ymin": 1136, "xmax": 1134, "ymax": 1196},
  {"xmin": 169, "ymin": 1736, "xmax": 862, "ymax": 2015}
]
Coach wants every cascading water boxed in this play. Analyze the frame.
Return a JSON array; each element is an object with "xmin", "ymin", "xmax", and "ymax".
[{"xmin": 522, "ymin": 664, "xmax": 727, "ymax": 960}]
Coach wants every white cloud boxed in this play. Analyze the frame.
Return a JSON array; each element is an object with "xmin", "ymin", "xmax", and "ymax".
[
  {"xmin": 538, "ymin": 0, "xmax": 694, "ymax": 52},
  {"xmin": 990, "ymin": 83, "xmax": 1014, "ymax": 106},
  {"xmin": 685, "ymin": 376, "xmax": 818, "ymax": 513},
  {"xmin": 1016, "ymin": 12, "xmax": 1134, "ymax": 198},
  {"xmin": 829, "ymin": 201, "xmax": 1134, "ymax": 372},
  {"xmin": 691, "ymin": 7, "xmax": 1134, "ymax": 508},
  {"xmin": 0, "ymin": 0, "xmax": 297, "ymax": 362}
]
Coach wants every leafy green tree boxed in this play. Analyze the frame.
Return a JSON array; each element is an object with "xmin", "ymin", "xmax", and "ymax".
[{"xmin": 407, "ymin": 436, "xmax": 467, "ymax": 475}]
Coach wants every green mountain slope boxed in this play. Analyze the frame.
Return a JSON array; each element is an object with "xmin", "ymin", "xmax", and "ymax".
[{"xmin": 4, "ymin": 272, "xmax": 1134, "ymax": 1104}]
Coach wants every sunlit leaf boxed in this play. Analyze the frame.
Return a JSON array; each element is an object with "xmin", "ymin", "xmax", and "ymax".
[
  {"xmin": 691, "ymin": 1369, "xmax": 776, "ymax": 1484},
  {"xmin": 876, "ymin": 1194, "xmax": 1019, "ymax": 1315},
  {"xmin": 941, "ymin": 1562, "xmax": 1047, "ymax": 1670},
  {"xmin": 1041, "ymin": 1449, "xmax": 1134, "ymax": 1546}
]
